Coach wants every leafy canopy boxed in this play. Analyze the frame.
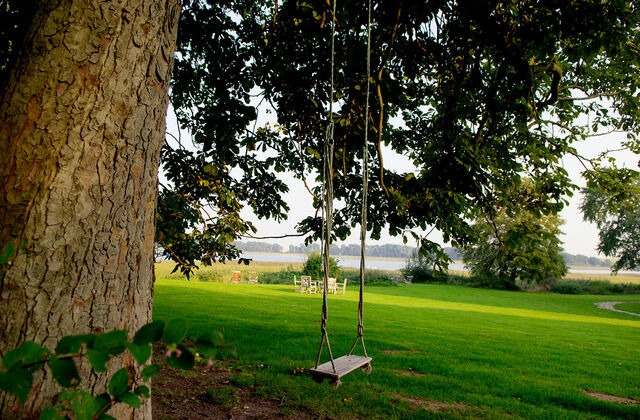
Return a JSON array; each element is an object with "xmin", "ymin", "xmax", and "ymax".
[
  {"xmin": 581, "ymin": 168, "xmax": 640, "ymax": 272},
  {"xmin": 459, "ymin": 180, "xmax": 568, "ymax": 290},
  {"xmin": 2, "ymin": 1, "xmax": 638, "ymax": 275}
]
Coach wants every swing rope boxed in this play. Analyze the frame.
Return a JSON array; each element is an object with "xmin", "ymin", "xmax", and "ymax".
[
  {"xmin": 348, "ymin": 0, "xmax": 371, "ymax": 358},
  {"xmin": 314, "ymin": 0, "xmax": 372, "ymax": 374},
  {"xmin": 315, "ymin": 0, "xmax": 338, "ymax": 373}
]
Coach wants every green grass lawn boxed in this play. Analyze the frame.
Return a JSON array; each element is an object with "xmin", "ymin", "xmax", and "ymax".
[
  {"xmin": 153, "ymin": 279, "xmax": 640, "ymax": 419},
  {"xmin": 614, "ymin": 302, "xmax": 640, "ymax": 315}
]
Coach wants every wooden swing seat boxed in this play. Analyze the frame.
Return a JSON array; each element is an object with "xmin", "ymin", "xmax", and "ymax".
[{"xmin": 310, "ymin": 355, "xmax": 372, "ymax": 383}]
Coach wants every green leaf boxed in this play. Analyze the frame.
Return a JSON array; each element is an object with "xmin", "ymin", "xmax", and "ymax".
[
  {"xmin": 55, "ymin": 334, "xmax": 95, "ymax": 355},
  {"xmin": 162, "ymin": 319, "xmax": 187, "ymax": 344},
  {"xmin": 0, "ymin": 242, "xmax": 15, "ymax": 264},
  {"xmin": 133, "ymin": 321, "xmax": 165, "ymax": 345},
  {"xmin": 166, "ymin": 345, "xmax": 194, "ymax": 370},
  {"xmin": 87, "ymin": 349, "xmax": 110, "ymax": 373},
  {"xmin": 39, "ymin": 406, "xmax": 65, "ymax": 420},
  {"xmin": 49, "ymin": 357, "xmax": 80, "ymax": 388},
  {"xmin": 134, "ymin": 385, "xmax": 150, "ymax": 398},
  {"xmin": 0, "ymin": 367, "xmax": 33, "ymax": 403},
  {"xmin": 107, "ymin": 368, "xmax": 129, "ymax": 397},
  {"xmin": 64, "ymin": 390, "xmax": 110, "ymax": 420},
  {"xmin": 117, "ymin": 392, "xmax": 141, "ymax": 408},
  {"xmin": 141, "ymin": 364, "xmax": 160, "ymax": 381},
  {"xmin": 2, "ymin": 341, "xmax": 50, "ymax": 369},
  {"xmin": 93, "ymin": 330, "xmax": 128, "ymax": 355},
  {"xmin": 125, "ymin": 342, "xmax": 151, "ymax": 365},
  {"xmin": 195, "ymin": 331, "xmax": 224, "ymax": 358},
  {"xmin": 216, "ymin": 346, "xmax": 238, "ymax": 360}
]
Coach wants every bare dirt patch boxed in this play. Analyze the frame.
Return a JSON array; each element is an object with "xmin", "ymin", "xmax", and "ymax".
[
  {"xmin": 582, "ymin": 389, "xmax": 638, "ymax": 405},
  {"xmin": 393, "ymin": 394, "xmax": 472, "ymax": 413},
  {"xmin": 151, "ymin": 350, "xmax": 314, "ymax": 419}
]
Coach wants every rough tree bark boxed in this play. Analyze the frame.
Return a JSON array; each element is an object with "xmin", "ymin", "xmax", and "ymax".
[{"xmin": 0, "ymin": 0, "xmax": 179, "ymax": 418}]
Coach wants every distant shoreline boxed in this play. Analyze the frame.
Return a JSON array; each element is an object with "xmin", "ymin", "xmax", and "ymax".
[
  {"xmin": 241, "ymin": 251, "xmax": 409, "ymax": 262},
  {"xmin": 239, "ymin": 252, "xmax": 618, "ymax": 271}
]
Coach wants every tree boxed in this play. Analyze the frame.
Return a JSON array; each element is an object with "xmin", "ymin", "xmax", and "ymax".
[
  {"xmin": 254, "ymin": 0, "xmax": 640, "ymax": 262},
  {"xmin": 159, "ymin": 1, "xmax": 640, "ymax": 276},
  {"xmin": 0, "ymin": 0, "xmax": 179, "ymax": 417},
  {"xmin": 302, "ymin": 252, "xmax": 341, "ymax": 281},
  {"xmin": 1, "ymin": 0, "xmax": 639, "ymax": 414},
  {"xmin": 581, "ymin": 168, "xmax": 640, "ymax": 272},
  {"xmin": 157, "ymin": 0, "xmax": 291, "ymax": 276},
  {"xmin": 459, "ymin": 182, "xmax": 568, "ymax": 290}
]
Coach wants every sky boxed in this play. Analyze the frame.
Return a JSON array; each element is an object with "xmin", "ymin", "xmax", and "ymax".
[{"xmin": 165, "ymin": 105, "xmax": 639, "ymax": 259}]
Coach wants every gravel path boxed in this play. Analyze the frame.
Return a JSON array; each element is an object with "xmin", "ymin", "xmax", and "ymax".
[{"xmin": 594, "ymin": 301, "xmax": 640, "ymax": 317}]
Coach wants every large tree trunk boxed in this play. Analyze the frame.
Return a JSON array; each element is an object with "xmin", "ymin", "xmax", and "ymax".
[{"xmin": 0, "ymin": 0, "xmax": 179, "ymax": 418}]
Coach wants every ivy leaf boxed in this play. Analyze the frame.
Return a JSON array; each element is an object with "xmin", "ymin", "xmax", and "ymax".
[
  {"xmin": 107, "ymin": 368, "xmax": 129, "ymax": 397},
  {"xmin": 0, "ymin": 366, "xmax": 33, "ymax": 403},
  {"xmin": 117, "ymin": 392, "xmax": 140, "ymax": 408},
  {"xmin": 59, "ymin": 390, "xmax": 110, "ymax": 420},
  {"xmin": 0, "ymin": 242, "xmax": 14, "ymax": 264},
  {"xmin": 133, "ymin": 321, "xmax": 164, "ymax": 345},
  {"xmin": 55, "ymin": 334, "xmax": 96, "ymax": 355},
  {"xmin": 39, "ymin": 406, "xmax": 65, "ymax": 420},
  {"xmin": 141, "ymin": 364, "xmax": 160, "ymax": 381},
  {"xmin": 166, "ymin": 345, "xmax": 194, "ymax": 370},
  {"xmin": 134, "ymin": 385, "xmax": 150, "ymax": 398},
  {"xmin": 195, "ymin": 331, "xmax": 223, "ymax": 359},
  {"xmin": 162, "ymin": 319, "xmax": 187, "ymax": 344},
  {"xmin": 125, "ymin": 342, "xmax": 151, "ymax": 365},
  {"xmin": 49, "ymin": 357, "xmax": 80, "ymax": 388},
  {"xmin": 87, "ymin": 349, "xmax": 110, "ymax": 373},
  {"xmin": 93, "ymin": 330, "xmax": 128, "ymax": 355},
  {"xmin": 2, "ymin": 341, "xmax": 50, "ymax": 369}
]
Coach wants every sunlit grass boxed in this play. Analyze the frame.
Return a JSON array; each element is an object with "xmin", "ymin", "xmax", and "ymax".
[
  {"xmin": 153, "ymin": 278, "xmax": 640, "ymax": 419},
  {"xmin": 614, "ymin": 302, "xmax": 640, "ymax": 314}
]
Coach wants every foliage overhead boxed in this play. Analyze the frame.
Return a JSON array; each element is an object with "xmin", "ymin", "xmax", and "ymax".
[
  {"xmin": 581, "ymin": 168, "xmax": 640, "ymax": 271},
  {"xmin": 166, "ymin": 0, "xmax": 639, "ymax": 273},
  {"xmin": 255, "ymin": 0, "xmax": 640, "ymax": 270},
  {"xmin": 2, "ymin": 0, "xmax": 639, "ymax": 276},
  {"xmin": 459, "ymin": 180, "xmax": 568, "ymax": 290}
]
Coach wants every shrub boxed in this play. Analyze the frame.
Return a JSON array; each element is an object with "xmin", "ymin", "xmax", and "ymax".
[
  {"xmin": 0, "ymin": 320, "xmax": 233, "ymax": 418},
  {"xmin": 342, "ymin": 269, "xmax": 397, "ymax": 286},
  {"xmin": 259, "ymin": 266, "xmax": 302, "ymax": 284},
  {"xmin": 302, "ymin": 252, "xmax": 341, "ymax": 281},
  {"xmin": 550, "ymin": 279, "xmax": 640, "ymax": 295},
  {"xmin": 402, "ymin": 250, "xmax": 448, "ymax": 283}
]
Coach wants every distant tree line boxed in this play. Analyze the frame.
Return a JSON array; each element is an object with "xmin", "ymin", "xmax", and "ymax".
[
  {"xmin": 234, "ymin": 241, "xmax": 613, "ymax": 268},
  {"xmin": 559, "ymin": 252, "xmax": 614, "ymax": 268},
  {"xmin": 231, "ymin": 241, "xmax": 283, "ymax": 253}
]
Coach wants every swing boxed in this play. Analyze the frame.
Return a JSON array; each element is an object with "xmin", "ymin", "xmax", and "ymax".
[{"xmin": 309, "ymin": 0, "xmax": 373, "ymax": 387}]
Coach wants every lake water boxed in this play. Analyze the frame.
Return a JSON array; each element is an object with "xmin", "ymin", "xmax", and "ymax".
[{"xmin": 241, "ymin": 253, "xmax": 640, "ymax": 275}]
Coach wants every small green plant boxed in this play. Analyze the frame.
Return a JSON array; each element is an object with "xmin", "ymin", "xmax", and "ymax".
[
  {"xmin": 206, "ymin": 385, "xmax": 236, "ymax": 407},
  {"xmin": 302, "ymin": 252, "xmax": 340, "ymax": 281},
  {"xmin": 342, "ymin": 269, "xmax": 397, "ymax": 286},
  {"xmin": 402, "ymin": 250, "xmax": 445, "ymax": 283},
  {"xmin": 259, "ymin": 266, "xmax": 302, "ymax": 284},
  {"xmin": 0, "ymin": 319, "xmax": 234, "ymax": 419},
  {"xmin": 228, "ymin": 372, "xmax": 255, "ymax": 387}
]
